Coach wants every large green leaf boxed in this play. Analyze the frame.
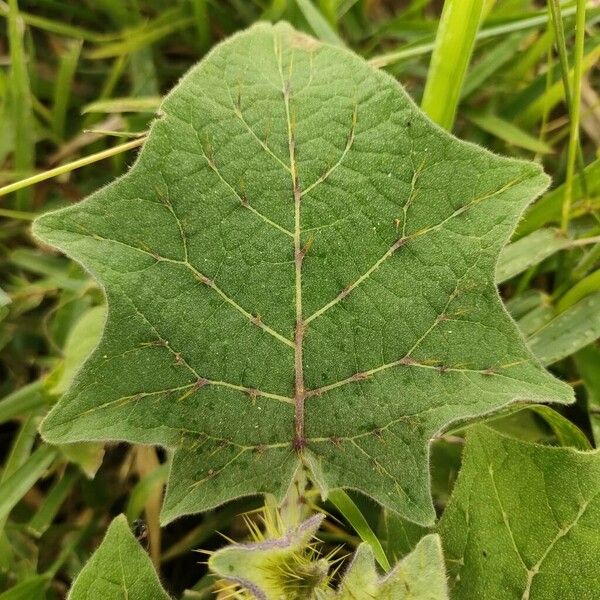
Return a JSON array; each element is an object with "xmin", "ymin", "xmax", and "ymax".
[
  {"xmin": 439, "ymin": 426, "xmax": 600, "ymax": 599},
  {"xmin": 34, "ymin": 22, "xmax": 572, "ymax": 526},
  {"xmin": 68, "ymin": 515, "xmax": 170, "ymax": 600}
]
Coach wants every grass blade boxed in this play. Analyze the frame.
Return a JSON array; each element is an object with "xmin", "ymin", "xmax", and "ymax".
[
  {"xmin": 496, "ymin": 228, "xmax": 569, "ymax": 283},
  {"xmin": 295, "ymin": 0, "xmax": 344, "ymax": 46},
  {"xmin": 0, "ymin": 444, "xmax": 58, "ymax": 524},
  {"xmin": 83, "ymin": 96, "xmax": 161, "ymax": 114},
  {"xmin": 86, "ymin": 17, "xmax": 193, "ymax": 60},
  {"xmin": 516, "ymin": 157, "xmax": 600, "ymax": 237},
  {"xmin": 548, "ymin": 0, "xmax": 588, "ymax": 195},
  {"xmin": 460, "ymin": 32, "xmax": 525, "ymax": 99},
  {"xmin": 7, "ymin": 0, "xmax": 35, "ymax": 209},
  {"xmin": 0, "ymin": 137, "xmax": 146, "ymax": 198},
  {"xmin": 328, "ymin": 489, "xmax": 391, "ymax": 571},
  {"xmin": 370, "ymin": 5, "xmax": 583, "ymax": 69},
  {"xmin": 27, "ymin": 468, "xmax": 80, "ymax": 537},
  {"xmin": 52, "ymin": 40, "xmax": 82, "ymax": 140},
  {"xmin": 468, "ymin": 111, "xmax": 554, "ymax": 154},
  {"xmin": 190, "ymin": 0, "xmax": 211, "ymax": 52},
  {"xmin": 421, "ymin": 0, "xmax": 486, "ymax": 129},
  {"xmin": 528, "ymin": 292, "xmax": 600, "ymax": 365},
  {"xmin": 0, "ymin": 380, "xmax": 47, "ymax": 425},
  {"xmin": 561, "ymin": 0, "xmax": 587, "ymax": 232},
  {"xmin": 529, "ymin": 405, "xmax": 591, "ymax": 450},
  {"xmin": 557, "ymin": 268, "xmax": 600, "ymax": 312},
  {"xmin": 0, "ymin": 577, "xmax": 47, "ymax": 600}
]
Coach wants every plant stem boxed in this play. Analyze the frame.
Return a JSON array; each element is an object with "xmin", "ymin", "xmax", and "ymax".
[
  {"xmin": 370, "ymin": 4, "xmax": 583, "ymax": 69},
  {"xmin": 548, "ymin": 0, "xmax": 588, "ymax": 194},
  {"xmin": 561, "ymin": 0, "xmax": 586, "ymax": 232},
  {"xmin": 421, "ymin": 0, "xmax": 485, "ymax": 130},
  {"xmin": 0, "ymin": 137, "xmax": 146, "ymax": 198},
  {"xmin": 8, "ymin": 0, "xmax": 35, "ymax": 210}
]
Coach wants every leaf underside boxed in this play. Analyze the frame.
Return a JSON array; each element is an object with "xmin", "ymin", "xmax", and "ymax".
[
  {"xmin": 439, "ymin": 426, "xmax": 600, "ymax": 600},
  {"xmin": 35, "ymin": 22, "xmax": 572, "ymax": 526}
]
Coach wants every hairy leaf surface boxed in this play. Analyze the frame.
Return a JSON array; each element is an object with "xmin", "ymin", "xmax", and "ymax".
[
  {"xmin": 68, "ymin": 515, "xmax": 170, "ymax": 600},
  {"xmin": 439, "ymin": 427, "xmax": 600, "ymax": 599},
  {"xmin": 209, "ymin": 514, "xmax": 328, "ymax": 599},
  {"xmin": 35, "ymin": 22, "xmax": 572, "ymax": 525},
  {"xmin": 324, "ymin": 534, "xmax": 448, "ymax": 599}
]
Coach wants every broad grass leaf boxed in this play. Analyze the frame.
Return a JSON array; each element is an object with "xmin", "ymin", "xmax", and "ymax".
[{"xmin": 34, "ymin": 22, "xmax": 572, "ymax": 526}]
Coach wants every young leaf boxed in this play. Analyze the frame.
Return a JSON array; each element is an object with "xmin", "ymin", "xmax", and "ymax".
[
  {"xmin": 68, "ymin": 514, "xmax": 170, "ymax": 600},
  {"xmin": 209, "ymin": 514, "xmax": 328, "ymax": 599},
  {"xmin": 439, "ymin": 426, "xmax": 600, "ymax": 599},
  {"xmin": 210, "ymin": 515, "xmax": 448, "ymax": 600},
  {"xmin": 34, "ymin": 22, "xmax": 572, "ymax": 527},
  {"xmin": 323, "ymin": 534, "xmax": 448, "ymax": 600}
]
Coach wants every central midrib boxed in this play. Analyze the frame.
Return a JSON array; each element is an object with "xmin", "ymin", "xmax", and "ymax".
[{"xmin": 279, "ymin": 54, "xmax": 307, "ymax": 452}]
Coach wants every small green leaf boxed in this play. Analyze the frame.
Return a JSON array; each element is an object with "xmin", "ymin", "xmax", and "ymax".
[
  {"xmin": 47, "ymin": 306, "xmax": 106, "ymax": 477},
  {"xmin": 59, "ymin": 442, "xmax": 104, "ymax": 479},
  {"xmin": 35, "ymin": 22, "xmax": 572, "ymax": 527},
  {"xmin": 439, "ymin": 426, "xmax": 600, "ymax": 599},
  {"xmin": 68, "ymin": 514, "xmax": 170, "ymax": 600},
  {"xmin": 324, "ymin": 534, "xmax": 448, "ymax": 599}
]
